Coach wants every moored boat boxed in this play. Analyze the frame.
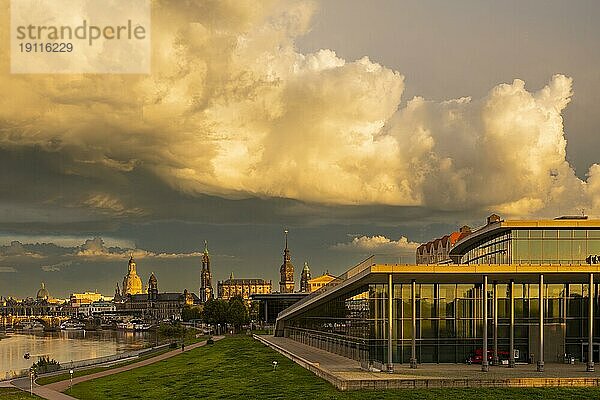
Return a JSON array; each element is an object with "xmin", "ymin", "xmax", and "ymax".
[{"xmin": 60, "ymin": 320, "xmax": 85, "ymax": 330}]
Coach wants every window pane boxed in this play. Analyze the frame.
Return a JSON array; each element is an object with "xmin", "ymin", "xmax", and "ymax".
[
  {"xmin": 558, "ymin": 240, "xmax": 572, "ymax": 262},
  {"xmin": 514, "ymin": 230, "xmax": 528, "ymax": 239},
  {"xmin": 530, "ymin": 230, "xmax": 542, "ymax": 238},
  {"xmin": 543, "ymin": 230, "xmax": 558, "ymax": 238},
  {"xmin": 558, "ymin": 230, "xmax": 572, "ymax": 239},
  {"xmin": 574, "ymin": 229, "xmax": 586, "ymax": 238},
  {"xmin": 530, "ymin": 239, "xmax": 542, "ymax": 262},
  {"xmin": 573, "ymin": 240, "xmax": 587, "ymax": 261},
  {"xmin": 514, "ymin": 239, "xmax": 529, "ymax": 262},
  {"xmin": 543, "ymin": 239, "xmax": 558, "ymax": 261},
  {"xmin": 588, "ymin": 240, "xmax": 600, "ymax": 255},
  {"xmin": 589, "ymin": 230, "xmax": 600, "ymax": 239}
]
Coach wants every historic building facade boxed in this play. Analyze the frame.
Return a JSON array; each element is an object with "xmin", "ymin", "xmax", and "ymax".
[
  {"xmin": 217, "ymin": 273, "xmax": 272, "ymax": 301},
  {"xmin": 119, "ymin": 273, "xmax": 199, "ymax": 320},
  {"xmin": 279, "ymin": 230, "xmax": 295, "ymax": 293},
  {"xmin": 199, "ymin": 241, "xmax": 214, "ymax": 302},
  {"xmin": 276, "ymin": 215, "xmax": 600, "ymax": 373},
  {"xmin": 416, "ymin": 225, "xmax": 472, "ymax": 264},
  {"xmin": 122, "ymin": 256, "xmax": 143, "ymax": 295},
  {"xmin": 0, "ymin": 283, "xmax": 65, "ymax": 317},
  {"xmin": 307, "ymin": 273, "xmax": 336, "ymax": 292}
]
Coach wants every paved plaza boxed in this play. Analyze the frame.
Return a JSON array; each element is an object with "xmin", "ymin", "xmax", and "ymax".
[{"xmin": 258, "ymin": 335, "xmax": 600, "ymax": 389}]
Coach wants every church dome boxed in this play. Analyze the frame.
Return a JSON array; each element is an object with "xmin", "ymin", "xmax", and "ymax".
[
  {"xmin": 123, "ymin": 256, "xmax": 143, "ymax": 295},
  {"xmin": 36, "ymin": 282, "xmax": 49, "ymax": 300}
]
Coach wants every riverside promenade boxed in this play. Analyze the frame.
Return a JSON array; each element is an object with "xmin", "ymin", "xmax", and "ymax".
[
  {"xmin": 256, "ymin": 335, "xmax": 600, "ymax": 391},
  {"xmin": 8, "ymin": 336, "xmax": 224, "ymax": 400}
]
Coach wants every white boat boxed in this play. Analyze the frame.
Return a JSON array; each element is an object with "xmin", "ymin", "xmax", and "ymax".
[
  {"xmin": 117, "ymin": 321, "xmax": 134, "ymax": 330},
  {"xmin": 60, "ymin": 320, "xmax": 85, "ymax": 330},
  {"xmin": 19, "ymin": 320, "xmax": 45, "ymax": 331},
  {"xmin": 133, "ymin": 322, "xmax": 152, "ymax": 331}
]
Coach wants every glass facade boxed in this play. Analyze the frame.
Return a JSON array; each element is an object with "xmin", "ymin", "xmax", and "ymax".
[
  {"xmin": 281, "ymin": 225, "xmax": 600, "ymax": 365},
  {"xmin": 458, "ymin": 228, "xmax": 600, "ymax": 264},
  {"xmin": 460, "ymin": 231, "xmax": 511, "ymax": 264},
  {"xmin": 512, "ymin": 229, "xmax": 600, "ymax": 264},
  {"xmin": 284, "ymin": 281, "xmax": 600, "ymax": 364}
]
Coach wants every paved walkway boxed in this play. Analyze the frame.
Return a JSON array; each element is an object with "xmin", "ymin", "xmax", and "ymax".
[
  {"xmin": 258, "ymin": 335, "xmax": 600, "ymax": 390},
  {"xmin": 262, "ymin": 335, "xmax": 360, "ymax": 372},
  {"xmin": 9, "ymin": 336, "xmax": 224, "ymax": 400}
]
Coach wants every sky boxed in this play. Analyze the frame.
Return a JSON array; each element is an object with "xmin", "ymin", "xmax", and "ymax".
[{"xmin": 1, "ymin": 0, "xmax": 599, "ymax": 298}]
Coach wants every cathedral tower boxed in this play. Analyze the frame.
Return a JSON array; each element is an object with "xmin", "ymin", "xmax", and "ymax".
[
  {"xmin": 300, "ymin": 262, "xmax": 311, "ymax": 292},
  {"xmin": 122, "ymin": 255, "xmax": 143, "ymax": 295},
  {"xmin": 148, "ymin": 272, "xmax": 158, "ymax": 301},
  {"xmin": 279, "ymin": 230, "xmax": 295, "ymax": 293},
  {"xmin": 199, "ymin": 240, "xmax": 214, "ymax": 302}
]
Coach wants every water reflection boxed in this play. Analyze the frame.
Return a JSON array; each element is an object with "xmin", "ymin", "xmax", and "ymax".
[{"xmin": 0, "ymin": 330, "xmax": 152, "ymax": 378}]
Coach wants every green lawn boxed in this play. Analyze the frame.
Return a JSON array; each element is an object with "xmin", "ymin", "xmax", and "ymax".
[
  {"xmin": 0, "ymin": 387, "xmax": 44, "ymax": 399},
  {"xmin": 68, "ymin": 336, "xmax": 600, "ymax": 400}
]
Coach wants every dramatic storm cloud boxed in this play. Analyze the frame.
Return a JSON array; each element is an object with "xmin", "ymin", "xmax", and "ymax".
[
  {"xmin": 0, "ymin": 0, "xmax": 596, "ymax": 218},
  {"xmin": 1, "ymin": 0, "xmax": 600, "ymax": 296}
]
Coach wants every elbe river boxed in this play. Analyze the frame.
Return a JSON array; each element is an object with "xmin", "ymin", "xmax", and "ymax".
[{"xmin": 0, "ymin": 330, "xmax": 152, "ymax": 379}]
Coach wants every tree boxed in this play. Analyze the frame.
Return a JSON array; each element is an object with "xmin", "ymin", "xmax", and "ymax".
[
  {"xmin": 181, "ymin": 305, "xmax": 202, "ymax": 322},
  {"xmin": 203, "ymin": 298, "xmax": 229, "ymax": 332},
  {"xmin": 227, "ymin": 296, "xmax": 249, "ymax": 333}
]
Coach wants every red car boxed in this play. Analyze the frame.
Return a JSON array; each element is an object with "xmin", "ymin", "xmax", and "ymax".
[{"xmin": 466, "ymin": 348, "xmax": 511, "ymax": 364}]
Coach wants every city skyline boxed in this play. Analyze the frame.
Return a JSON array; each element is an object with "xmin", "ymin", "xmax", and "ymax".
[{"xmin": 2, "ymin": 0, "xmax": 600, "ymax": 297}]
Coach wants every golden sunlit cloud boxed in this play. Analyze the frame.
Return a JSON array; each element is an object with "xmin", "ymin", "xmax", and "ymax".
[{"xmin": 0, "ymin": 0, "xmax": 597, "ymax": 218}]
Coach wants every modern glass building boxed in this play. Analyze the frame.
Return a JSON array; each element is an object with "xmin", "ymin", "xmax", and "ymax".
[{"xmin": 275, "ymin": 215, "xmax": 600, "ymax": 372}]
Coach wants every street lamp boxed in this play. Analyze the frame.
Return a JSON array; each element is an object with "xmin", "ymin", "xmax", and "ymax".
[
  {"xmin": 272, "ymin": 361, "xmax": 278, "ymax": 371},
  {"xmin": 69, "ymin": 369, "xmax": 74, "ymax": 392},
  {"xmin": 29, "ymin": 368, "xmax": 34, "ymax": 396}
]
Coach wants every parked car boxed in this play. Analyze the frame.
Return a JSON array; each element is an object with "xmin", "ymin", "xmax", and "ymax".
[{"xmin": 466, "ymin": 348, "xmax": 511, "ymax": 364}]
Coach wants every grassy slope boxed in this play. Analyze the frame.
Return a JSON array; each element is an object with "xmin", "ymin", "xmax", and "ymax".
[
  {"xmin": 0, "ymin": 387, "xmax": 44, "ymax": 399},
  {"xmin": 69, "ymin": 336, "xmax": 600, "ymax": 400}
]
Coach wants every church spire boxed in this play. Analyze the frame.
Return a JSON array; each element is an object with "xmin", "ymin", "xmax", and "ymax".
[
  {"xmin": 200, "ymin": 240, "xmax": 214, "ymax": 303},
  {"xmin": 283, "ymin": 229, "xmax": 290, "ymax": 262},
  {"xmin": 279, "ymin": 229, "xmax": 295, "ymax": 293}
]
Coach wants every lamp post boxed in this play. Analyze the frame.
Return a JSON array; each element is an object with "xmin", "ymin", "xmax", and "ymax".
[
  {"xmin": 69, "ymin": 369, "xmax": 74, "ymax": 392},
  {"xmin": 29, "ymin": 368, "xmax": 34, "ymax": 396}
]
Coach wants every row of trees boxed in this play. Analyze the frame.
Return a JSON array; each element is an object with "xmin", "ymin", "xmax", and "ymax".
[{"xmin": 182, "ymin": 296, "xmax": 251, "ymax": 332}]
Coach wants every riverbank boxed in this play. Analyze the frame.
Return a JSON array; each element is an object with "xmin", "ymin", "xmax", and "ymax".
[
  {"xmin": 0, "ymin": 330, "xmax": 160, "ymax": 381},
  {"xmin": 35, "ymin": 332, "xmax": 208, "ymax": 386},
  {"xmin": 0, "ymin": 324, "xmax": 201, "ymax": 380}
]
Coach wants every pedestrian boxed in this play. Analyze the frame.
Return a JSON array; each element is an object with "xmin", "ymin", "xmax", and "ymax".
[{"xmin": 181, "ymin": 343, "xmax": 185, "ymax": 352}]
